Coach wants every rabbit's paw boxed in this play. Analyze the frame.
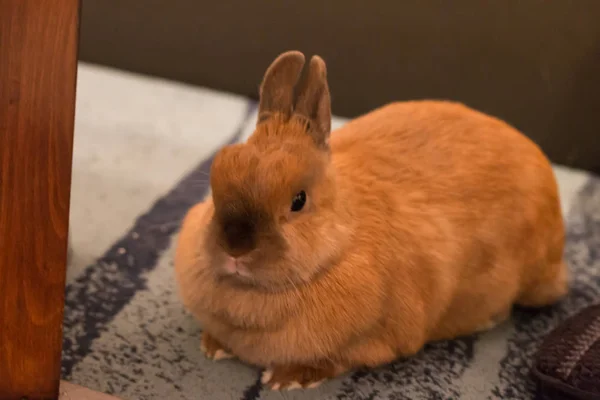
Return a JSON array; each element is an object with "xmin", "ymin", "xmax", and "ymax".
[
  {"xmin": 475, "ymin": 308, "xmax": 511, "ymax": 333},
  {"xmin": 200, "ymin": 331, "xmax": 235, "ymax": 361},
  {"xmin": 261, "ymin": 362, "xmax": 342, "ymax": 390}
]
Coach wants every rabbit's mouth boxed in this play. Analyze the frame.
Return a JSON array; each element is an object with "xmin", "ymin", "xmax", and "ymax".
[
  {"xmin": 221, "ymin": 255, "xmax": 253, "ymax": 278},
  {"xmin": 215, "ymin": 256, "xmax": 308, "ymax": 293}
]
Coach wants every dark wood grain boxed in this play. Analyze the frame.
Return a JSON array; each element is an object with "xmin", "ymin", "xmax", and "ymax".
[{"xmin": 0, "ymin": 0, "xmax": 80, "ymax": 399}]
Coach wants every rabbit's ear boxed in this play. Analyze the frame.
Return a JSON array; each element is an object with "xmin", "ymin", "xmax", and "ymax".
[
  {"xmin": 294, "ymin": 55, "xmax": 331, "ymax": 148},
  {"xmin": 258, "ymin": 51, "xmax": 306, "ymax": 123}
]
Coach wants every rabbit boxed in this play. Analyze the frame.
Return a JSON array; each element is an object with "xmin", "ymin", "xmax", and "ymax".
[{"xmin": 174, "ymin": 50, "xmax": 568, "ymax": 390}]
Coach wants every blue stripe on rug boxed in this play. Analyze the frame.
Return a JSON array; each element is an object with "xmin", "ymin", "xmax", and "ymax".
[{"xmin": 61, "ymin": 101, "xmax": 257, "ymax": 377}]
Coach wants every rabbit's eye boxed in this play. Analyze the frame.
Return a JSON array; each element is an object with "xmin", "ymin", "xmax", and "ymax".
[{"xmin": 291, "ymin": 190, "xmax": 307, "ymax": 212}]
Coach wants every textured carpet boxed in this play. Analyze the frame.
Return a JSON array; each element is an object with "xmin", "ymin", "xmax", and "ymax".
[{"xmin": 64, "ymin": 63, "xmax": 600, "ymax": 400}]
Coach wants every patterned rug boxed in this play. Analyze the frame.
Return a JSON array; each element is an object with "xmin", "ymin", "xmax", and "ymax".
[{"xmin": 63, "ymin": 63, "xmax": 600, "ymax": 400}]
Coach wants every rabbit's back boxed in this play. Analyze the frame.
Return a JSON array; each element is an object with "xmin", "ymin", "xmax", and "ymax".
[
  {"xmin": 332, "ymin": 100, "xmax": 554, "ymax": 203},
  {"xmin": 331, "ymin": 100, "xmax": 561, "ymax": 240}
]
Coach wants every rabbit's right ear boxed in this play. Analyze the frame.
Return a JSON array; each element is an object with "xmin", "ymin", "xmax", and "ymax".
[{"xmin": 258, "ymin": 51, "xmax": 306, "ymax": 123}]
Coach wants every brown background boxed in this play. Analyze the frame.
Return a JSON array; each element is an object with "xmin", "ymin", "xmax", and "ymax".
[{"xmin": 79, "ymin": 0, "xmax": 599, "ymax": 172}]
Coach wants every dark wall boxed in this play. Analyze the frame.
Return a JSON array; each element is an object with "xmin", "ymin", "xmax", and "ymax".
[{"xmin": 79, "ymin": 0, "xmax": 600, "ymax": 172}]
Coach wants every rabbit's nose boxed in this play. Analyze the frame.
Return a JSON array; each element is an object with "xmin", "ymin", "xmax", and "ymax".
[{"xmin": 222, "ymin": 220, "xmax": 256, "ymax": 255}]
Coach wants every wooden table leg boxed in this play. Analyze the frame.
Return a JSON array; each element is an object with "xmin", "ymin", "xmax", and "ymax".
[{"xmin": 0, "ymin": 1, "xmax": 80, "ymax": 399}]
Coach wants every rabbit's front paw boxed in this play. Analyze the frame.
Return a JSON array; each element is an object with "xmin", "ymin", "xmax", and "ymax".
[
  {"xmin": 261, "ymin": 362, "xmax": 342, "ymax": 391},
  {"xmin": 200, "ymin": 331, "xmax": 235, "ymax": 361}
]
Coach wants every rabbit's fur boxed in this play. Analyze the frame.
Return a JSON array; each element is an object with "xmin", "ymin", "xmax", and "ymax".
[{"xmin": 175, "ymin": 51, "xmax": 568, "ymax": 389}]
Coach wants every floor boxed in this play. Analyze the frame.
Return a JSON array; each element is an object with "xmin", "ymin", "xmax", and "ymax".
[{"xmin": 60, "ymin": 382, "xmax": 120, "ymax": 400}]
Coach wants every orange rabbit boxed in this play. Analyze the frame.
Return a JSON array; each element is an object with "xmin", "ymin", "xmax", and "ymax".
[{"xmin": 174, "ymin": 51, "xmax": 568, "ymax": 390}]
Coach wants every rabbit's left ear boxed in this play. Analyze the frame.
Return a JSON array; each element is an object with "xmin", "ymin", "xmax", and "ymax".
[{"xmin": 294, "ymin": 55, "xmax": 331, "ymax": 148}]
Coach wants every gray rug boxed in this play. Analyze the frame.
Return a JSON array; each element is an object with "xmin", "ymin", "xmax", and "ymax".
[{"xmin": 63, "ymin": 63, "xmax": 600, "ymax": 399}]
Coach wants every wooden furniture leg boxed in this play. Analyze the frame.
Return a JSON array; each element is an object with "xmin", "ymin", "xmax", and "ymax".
[{"xmin": 0, "ymin": 0, "xmax": 80, "ymax": 399}]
